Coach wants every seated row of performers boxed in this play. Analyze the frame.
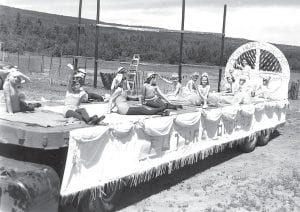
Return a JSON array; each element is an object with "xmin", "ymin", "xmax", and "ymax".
[
  {"xmin": 0, "ymin": 64, "xmax": 276, "ymax": 125},
  {"xmin": 63, "ymin": 65, "xmax": 279, "ymax": 123}
]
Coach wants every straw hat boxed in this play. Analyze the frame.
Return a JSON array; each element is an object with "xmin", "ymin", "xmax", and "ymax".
[
  {"xmin": 201, "ymin": 72, "xmax": 208, "ymax": 78},
  {"xmin": 74, "ymin": 72, "xmax": 85, "ymax": 78},
  {"xmin": 78, "ymin": 68, "xmax": 86, "ymax": 74},
  {"xmin": 8, "ymin": 70, "xmax": 29, "ymax": 84},
  {"xmin": 146, "ymin": 72, "xmax": 155, "ymax": 79},
  {"xmin": 67, "ymin": 63, "xmax": 74, "ymax": 70},
  {"xmin": 171, "ymin": 73, "xmax": 179, "ymax": 79},
  {"xmin": 117, "ymin": 67, "xmax": 126, "ymax": 73}
]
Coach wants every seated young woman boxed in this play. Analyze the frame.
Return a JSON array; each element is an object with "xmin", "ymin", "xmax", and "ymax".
[
  {"xmin": 68, "ymin": 64, "xmax": 105, "ymax": 103},
  {"xmin": 63, "ymin": 65, "xmax": 105, "ymax": 125},
  {"xmin": 2, "ymin": 70, "xmax": 41, "ymax": 114},
  {"xmin": 111, "ymin": 67, "xmax": 130, "ymax": 93},
  {"xmin": 197, "ymin": 72, "xmax": 210, "ymax": 108},
  {"xmin": 108, "ymin": 78, "xmax": 167, "ymax": 115},
  {"xmin": 252, "ymin": 76, "xmax": 281, "ymax": 101},
  {"xmin": 141, "ymin": 73, "xmax": 182, "ymax": 110},
  {"xmin": 209, "ymin": 75, "xmax": 251, "ymax": 106},
  {"xmin": 177, "ymin": 72, "xmax": 201, "ymax": 105}
]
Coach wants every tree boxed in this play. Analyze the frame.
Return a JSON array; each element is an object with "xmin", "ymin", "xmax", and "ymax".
[{"xmin": 15, "ymin": 12, "xmax": 22, "ymax": 35}]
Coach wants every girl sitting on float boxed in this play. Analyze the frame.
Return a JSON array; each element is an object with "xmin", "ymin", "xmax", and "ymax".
[
  {"xmin": 111, "ymin": 67, "xmax": 130, "ymax": 92},
  {"xmin": 197, "ymin": 72, "xmax": 210, "ymax": 108},
  {"xmin": 253, "ymin": 75, "xmax": 281, "ymax": 101},
  {"xmin": 255, "ymin": 76, "xmax": 271, "ymax": 99},
  {"xmin": 209, "ymin": 74, "xmax": 251, "ymax": 106},
  {"xmin": 2, "ymin": 70, "xmax": 41, "ymax": 114},
  {"xmin": 220, "ymin": 74, "xmax": 238, "ymax": 94},
  {"xmin": 109, "ymin": 77, "xmax": 167, "ymax": 115},
  {"xmin": 141, "ymin": 73, "xmax": 182, "ymax": 110},
  {"xmin": 178, "ymin": 72, "xmax": 201, "ymax": 105},
  {"xmin": 63, "ymin": 65, "xmax": 105, "ymax": 125}
]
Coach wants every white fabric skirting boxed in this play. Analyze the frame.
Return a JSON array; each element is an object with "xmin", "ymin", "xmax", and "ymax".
[{"xmin": 60, "ymin": 100, "xmax": 288, "ymax": 202}]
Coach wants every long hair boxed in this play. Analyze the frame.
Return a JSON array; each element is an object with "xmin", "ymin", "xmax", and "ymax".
[{"xmin": 200, "ymin": 75, "xmax": 209, "ymax": 85}]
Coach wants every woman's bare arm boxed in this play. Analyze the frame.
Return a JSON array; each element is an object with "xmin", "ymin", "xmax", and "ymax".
[
  {"xmin": 66, "ymin": 64, "xmax": 75, "ymax": 93},
  {"xmin": 3, "ymin": 83, "xmax": 13, "ymax": 113},
  {"xmin": 155, "ymin": 86, "xmax": 171, "ymax": 103},
  {"xmin": 157, "ymin": 74, "xmax": 172, "ymax": 84}
]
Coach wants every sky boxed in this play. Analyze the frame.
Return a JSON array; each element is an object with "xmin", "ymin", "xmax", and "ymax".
[{"xmin": 0, "ymin": 0, "xmax": 299, "ymax": 46}]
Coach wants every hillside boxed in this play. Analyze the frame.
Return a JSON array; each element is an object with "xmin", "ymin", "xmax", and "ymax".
[{"xmin": 0, "ymin": 5, "xmax": 300, "ymax": 70}]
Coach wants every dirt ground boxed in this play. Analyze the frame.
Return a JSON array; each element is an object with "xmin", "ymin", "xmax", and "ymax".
[{"xmin": 114, "ymin": 100, "xmax": 300, "ymax": 212}]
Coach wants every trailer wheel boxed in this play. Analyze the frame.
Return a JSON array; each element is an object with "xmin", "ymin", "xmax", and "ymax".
[
  {"xmin": 239, "ymin": 133, "xmax": 258, "ymax": 153},
  {"xmin": 257, "ymin": 129, "xmax": 271, "ymax": 146},
  {"xmin": 99, "ymin": 183, "xmax": 123, "ymax": 211}
]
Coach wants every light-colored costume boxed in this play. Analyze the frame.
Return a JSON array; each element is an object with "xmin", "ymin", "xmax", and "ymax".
[{"xmin": 177, "ymin": 79, "xmax": 201, "ymax": 105}]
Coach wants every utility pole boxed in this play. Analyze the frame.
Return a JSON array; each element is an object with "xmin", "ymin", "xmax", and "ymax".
[
  {"xmin": 218, "ymin": 4, "xmax": 227, "ymax": 92},
  {"xmin": 74, "ymin": 0, "xmax": 83, "ymax": 70},
  {"xmin": 94, "ymin": 0, "xmax": 101, "ymax": 88},
  {"xmin": 178, "ymin": 0, "xmax": 185, "ymax": 83}
]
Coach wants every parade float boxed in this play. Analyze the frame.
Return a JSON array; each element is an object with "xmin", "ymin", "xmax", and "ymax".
[{"xmin": 0, "ymin": 41, "xmax": 290, "ymax": 211}]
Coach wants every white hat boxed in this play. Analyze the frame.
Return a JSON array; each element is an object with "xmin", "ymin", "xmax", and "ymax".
[
  {"xmin": 117, "ymin": 67, "xmax": 126, "ymax": 73},
  {"xmin": 171, "ymin": 73, "xmax": 179, "ymax": 79},
  {"xmin": 8, "ymin": 71, "xmax": 30, "ymax": 84},
  {"xmin": 78, "ymin": 68, "xmax": 86, "ymax": 74},
  {"xmin": 74, "ymin": 72, "xmax": 85, "ymax": 78},
  {"xmin": 146, "ymin": 72, "xmax": 155, "ymax": 79},
  {"xmin": 201, "ymin": 72, "xmax": 208, "ymax": 78}
]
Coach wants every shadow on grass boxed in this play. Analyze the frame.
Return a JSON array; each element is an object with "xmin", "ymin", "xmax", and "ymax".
[{"xmin": 115, "ymin": 147, "xmax": 242, "ymax": 211}]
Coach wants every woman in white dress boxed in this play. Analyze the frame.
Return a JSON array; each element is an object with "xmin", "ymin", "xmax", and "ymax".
[{"xmin": 197, "ymin": 72, "xmax": 210, "ymax": 108}]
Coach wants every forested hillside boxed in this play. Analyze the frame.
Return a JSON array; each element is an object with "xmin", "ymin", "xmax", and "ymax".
[{"xmin": 0, "ymin": 5, "xmax": 300, "ymax": 70}]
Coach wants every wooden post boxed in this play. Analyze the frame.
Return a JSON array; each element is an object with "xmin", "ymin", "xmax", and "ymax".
[
  {"xmin": 94, "ymin": 0, "xmax": 100, "ymax": 88},
  {"xmin": 84, "ymin": 57, "xmax": 87, "ymax": 71},
  {"xmin": 41, "ymin": 55, "xmax": 44, "ymax": 72},
  {"xmin": 75, "ymin": 0, "xmax": 82, "ymax": 70},
  {"xmin": 49, "ymin": 56, "xmax": 53, "ymax": 85},
  {"xmin": 178, "ymin": 0, "xmax": 185, "ymax": 83},
  {"xmin": 218, "ymin": 4, "xmax": 227, "ymax": 92},
  {"xmin": 58, "ymin": 48, "xmax": 62, "ymax": 77},
  {"xmin": 28, "ymin": 55, "xmax": 31, "ymax": 74},
  {"xmin": 17, "ymin": 51, "xmax": 20, "ymax": 67}
]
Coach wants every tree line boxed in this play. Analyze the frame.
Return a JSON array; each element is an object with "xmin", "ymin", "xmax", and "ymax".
[{"xmin": 1, "ymin": 11, "xmax": 300, "ymax": 70}]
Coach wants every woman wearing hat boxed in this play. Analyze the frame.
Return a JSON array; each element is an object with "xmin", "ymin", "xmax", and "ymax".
[
  {"xmin": 2, "ymin": 70, "xmax": 34, "ymax": 113},
  {"xmin": 109, "ymin": 78, "xmax": 167, "ymax": 115},
  {"xmin": 70, "ymin": 64, "xmax": 105, "ymax": 103},
  {"xmin": 141, "ymin": 72, "xmax": 181, "ymax": 110},
  {"xmin": 63, "ymin": 65, "xmax": 105, "ymax": 125},
  {"xmin": 111, "ymin": 67, "xmax": 130, "ymax": 92}
]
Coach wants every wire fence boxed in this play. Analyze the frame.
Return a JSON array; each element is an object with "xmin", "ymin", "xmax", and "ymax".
[{"xmin": 1, "ymin": 51, "xmax": 222, "ymax": 93}]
